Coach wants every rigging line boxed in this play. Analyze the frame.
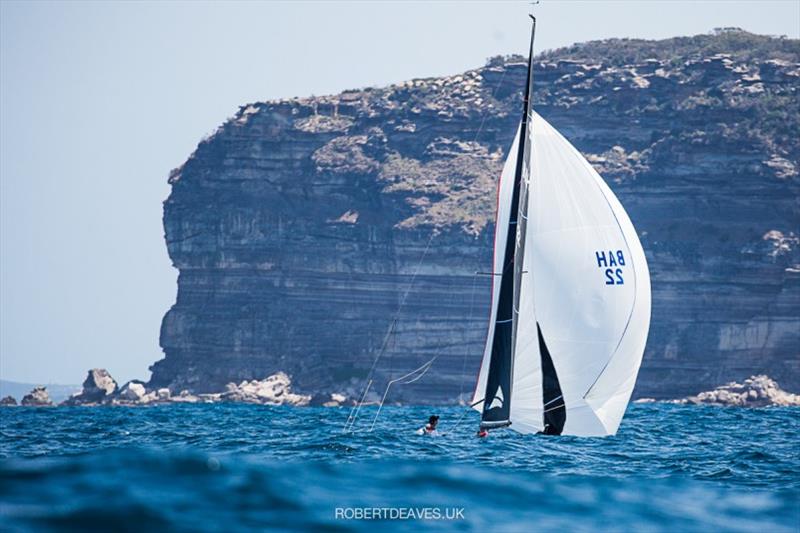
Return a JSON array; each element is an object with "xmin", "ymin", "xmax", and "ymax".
[
  {"xmin": 345, "ymin": 232, "xmax": 435, "ymax": 432},
  {"xmin": 350, "ymin": 229, "xmax": 437, "ymax": 412},
  {"xmin": 343, "ymin": 404, "xmax": 357, "ymax": 432},
  {"xmin": 399, "ymin": 230, "xmax": 436, "ymax": 309},
  {"xmin": 340, "ymin": 261, "xmax": 360, "ymax": 432},
  {"xmin": 442, "ymin": 397, "xmax": 487, "ymax": 436},
  {"xmin": 378, "ymin": 232, "xmax": 435, "ymax": 373},
  {"xmin": 444, "ymin": 397, "xmax": 484, "ymax": 434},
  {"xmin": 368, "ymin": 357, "xmax": 437, "ymax": 432},
  {"xmin": 543, "ymin": 402, "xmax": 565, "ymax": 414},
  {"xmin": 397, "ymin": 360, "xmax": 435, "ymax": 385},
  {"xmin": 382, "ymin": 56, "xmax": 508, "ymax": 373},
  {"xmin": 458, "ymin": 271, "xmax": 480, "ymax": 403},
  {"xmin": 469, "ymin": 64, "xmax": 507, "ymax": 145},
  {"xmin": 442, "ymin": 407, "xmax": 471, "ymax": 436},
  {"xmin": 343, "ymin": 379, "xmax": 372, "ymax": 432},
  {"xmin": 347, "ymin": 47, "xmax": 510, "ymax": 433},
  {"xmin": 342, "ymin": 380, "xmax": 372, "ymax": 431},
  {"xmin": 542, "ymin": 394, "xmax": 563, "ymax": 408}
]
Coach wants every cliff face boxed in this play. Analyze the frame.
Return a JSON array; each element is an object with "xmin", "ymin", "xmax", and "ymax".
[{"xmin": 150, "ymin": 29, "xmax": 800, "ymax": 401}]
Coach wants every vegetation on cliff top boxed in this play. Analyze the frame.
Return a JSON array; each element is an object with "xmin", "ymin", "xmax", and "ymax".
[
  {"xmin": 535, "ymin": 27, "xmax": 799, "ymax": 65},
  {"xmin": 180, "ymin": 29, "xmax": 798, "ymax": 237},
  {"xmin": 380, "ymin": 29, "xmax": 799, "ymax": 233}
]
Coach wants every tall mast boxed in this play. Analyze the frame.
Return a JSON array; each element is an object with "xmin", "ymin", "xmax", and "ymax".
[
  {"xmin": 480, "ymin": 16, "xmax": 537, "ymax": 430},
  {"xmin": 514, "ymin": 15, "xmax": 537, "ymax": 185},
  {"xmin": 511, "ymin": 13, "xmax": 537, "ymax": 363}
]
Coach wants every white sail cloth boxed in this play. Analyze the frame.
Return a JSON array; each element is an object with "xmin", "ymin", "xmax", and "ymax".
[{"xmin": 473, "ymin": 112, "xmax": 651, "ymax": 437}]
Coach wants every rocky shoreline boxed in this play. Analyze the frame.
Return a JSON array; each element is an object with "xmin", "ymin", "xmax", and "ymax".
[
  {"xmin": 3, "ymin": 370, "xmax": 798, "ymax": 409},
  {"xmin": 634, "ymin": 375, "xmax": 800, "ymax": 407},
  {"xmin": 0, "ymin": 369, "xmax": 347, "ymax": 408}
]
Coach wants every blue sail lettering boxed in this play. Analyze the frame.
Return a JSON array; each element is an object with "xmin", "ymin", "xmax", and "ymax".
[{"xmin": 597, "ymin": 250, "xmax": 626, "ymax": 285}]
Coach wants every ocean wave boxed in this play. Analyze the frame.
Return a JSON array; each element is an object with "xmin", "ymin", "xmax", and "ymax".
[{"xmin": 0, "ymin": 404, "xmax": 798, "ymax": 531}]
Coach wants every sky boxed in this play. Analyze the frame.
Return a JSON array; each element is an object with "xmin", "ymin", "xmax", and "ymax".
[{"xmin": 1, "ymin": 0, "xmax": 798, "ymax": 386}]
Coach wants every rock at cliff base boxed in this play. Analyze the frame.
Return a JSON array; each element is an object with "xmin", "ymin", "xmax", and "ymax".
[
  {"xmin": 85, "ymin": 368, "xmax": 118, "ymax": 396},
  {"xmin": 63, "ymin": 368, "xmax": 119, "ymax": 405},
  {"xmin": 21, "ymin": 387, "xmax": 53, "ymax": 406},
  {"xmin": 682, "ymin": 375, "xmax": 799, "ymax": 407},
  {"xmin": 222, "ymin": 372, "xmax": 311, "ymax": 406},
  {"xmin": 139, "ymin": 391, "xmax": 158, "ymax": 404},
  {"xmin": 170, "ymin": 390, "xmax": 201, "ymax": 403},
  {"xmin": 325, "ymin": 393, "xmax": 347, "ymax": 407},
  {"xmin": 310, "ymin": 392, "xmax": 348, "ymax": 407},
  {"xmin": 118, "ymin": 381, "xmax": 147, "ymax": 402},
  {"xmin": 0, "ymin": 395, "xmax": 18, "ymax": 406}
]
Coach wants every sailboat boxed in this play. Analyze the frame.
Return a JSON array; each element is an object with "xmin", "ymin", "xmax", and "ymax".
[{"xmin": 471, "ymin": 16, "xmax": 651, "ymax": 437}]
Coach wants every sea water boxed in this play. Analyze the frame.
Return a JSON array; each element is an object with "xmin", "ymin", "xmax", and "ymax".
[{"xmin": 0, "ymin": 403, "xmax": 797, "ymax": 531}]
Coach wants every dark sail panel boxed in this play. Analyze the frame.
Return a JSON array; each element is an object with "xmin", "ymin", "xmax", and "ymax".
[
  {"xmin": 538, "ymin": 323, "xmax": 566, "ymax": 435},
  {"xmin": 481, "ymin": 190, "xmax": 518, "ymax": 427},
  {"xmin": 481, "ymin": 321, "xmax": 513, "ymax": 427}
]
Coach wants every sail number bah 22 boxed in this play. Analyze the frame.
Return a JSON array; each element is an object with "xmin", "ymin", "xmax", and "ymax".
[{"xmin": 596, "ymin": 250, "xmax": 626, "ymax": 285}]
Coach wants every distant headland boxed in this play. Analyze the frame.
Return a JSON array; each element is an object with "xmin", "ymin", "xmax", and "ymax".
[
  {"xmin": 154, "ymin": 29, "xmax": 798, "ymax": 403},
  {"xmin": 11, "ymin": 29, "xmax": 800, "ymax": 406}
]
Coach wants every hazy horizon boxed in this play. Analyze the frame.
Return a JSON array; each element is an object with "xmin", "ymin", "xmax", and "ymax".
[{"xmin": 2, "ymin": 0, "xmax": 799, "ymax": 386}]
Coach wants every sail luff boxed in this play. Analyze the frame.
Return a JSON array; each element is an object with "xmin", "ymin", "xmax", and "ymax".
[
  {"xmin": 478, "ymin": 18, "xmax": 537, "ymax": 429},
  {"xmin": 509, "ymin": 14, "xmax": 538, "ymax": 423},
  {"xmin": 470, "ymin": 128, "xmax": 519, "ymax": 409}
]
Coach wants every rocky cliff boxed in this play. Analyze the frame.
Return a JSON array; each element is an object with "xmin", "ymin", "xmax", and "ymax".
[{"xmin": 149, "ymin": 29, "xmax": 799, "ymax": 402}]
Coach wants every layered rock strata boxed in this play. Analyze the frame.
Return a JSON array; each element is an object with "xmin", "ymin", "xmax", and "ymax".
[{"xmin": 150, "ymin": 29, "xmax": 799, "ymax": 402}]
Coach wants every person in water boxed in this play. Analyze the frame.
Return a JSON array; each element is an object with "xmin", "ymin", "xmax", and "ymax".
[
  {"xmin": 417, "ymin": 415, "xmax": 439, "ymax": 435},
  {"xmin": 476, "ymin": 428, "xmax": 488, "ymax": 438}
]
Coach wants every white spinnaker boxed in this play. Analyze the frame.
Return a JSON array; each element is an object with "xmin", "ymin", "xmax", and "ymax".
[
  {"xmin": 509, "ymin": 112, "xmax": 650, "ymax": 436},
  {"xmin": 471, "ymin": 126, "xmax": 520, "ymax": 408}
]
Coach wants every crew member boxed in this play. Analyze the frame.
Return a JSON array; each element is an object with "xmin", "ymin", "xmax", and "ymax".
[{"xmin": 417, "ymin": 415, "xmax": 439, "ymax": 435}]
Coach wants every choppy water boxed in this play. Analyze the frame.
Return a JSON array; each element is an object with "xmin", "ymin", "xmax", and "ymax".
[{"xmin": 0, "ymin": 403, "xmax": 797, "ymax": 531}]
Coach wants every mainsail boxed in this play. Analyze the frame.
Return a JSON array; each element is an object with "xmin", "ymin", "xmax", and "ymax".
[{"xmin": 472, "ymin": 18, "xmax": 651, "ymax": 437}]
